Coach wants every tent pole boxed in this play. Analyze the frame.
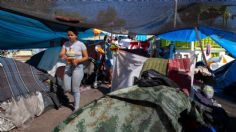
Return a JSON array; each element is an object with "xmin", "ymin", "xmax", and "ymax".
[
  {"xmin": 194, "ymin": 27, "xmax": 207, "ymax": 65},
  {"xmin": 169, "ymin": 41, "xmax": 175, "ymax": 59},
  {"xmin": 173, "ymin": 0, "xmax": 178, "ymax": 28}
]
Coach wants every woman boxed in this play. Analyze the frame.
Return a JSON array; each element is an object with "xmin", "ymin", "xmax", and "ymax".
[{"xmin": 60, "ymin": 27, "xmax": 88, "ymax": 111}]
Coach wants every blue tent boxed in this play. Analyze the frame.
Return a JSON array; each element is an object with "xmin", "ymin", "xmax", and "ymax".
[
  {"xmin": 212, "ymin": 60, "xmax": 236, "ymax": 92},
  {"xmin": 158, "ymin": 27, "xmax": 236, "ymax": 58},
  {"xmin": 158, "ymin": 27, "xmax": 236, "ymax": 93}
]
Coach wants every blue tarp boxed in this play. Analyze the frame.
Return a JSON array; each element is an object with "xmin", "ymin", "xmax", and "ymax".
[
  {"xmin": 158, "ymin": 27, "xmax": 236, "ymax": 58},
  {"xmin": 220, "ymin": 61, "xmax": 236, "ymax": 91},
  {"xmin": 158, "ymin": 28, "xmax": 207, "ymax": 42},
  {"xmin": 1, "ymin": 7, "xmax": 236, "ymax": 58},
  {"xmin": 214, "ymin": 60, "xmax": 236, "ymax": 92},
  {"xmin": 0, "ymin": 10, "xmax": 66, "ymax": 49},
  {"xmin": 136, "ymin": 35, "xmax": 147, "ymax": 41},
  {"xmin": 0, "ymin": 10, "xmax": 101, "ymax": 49}
]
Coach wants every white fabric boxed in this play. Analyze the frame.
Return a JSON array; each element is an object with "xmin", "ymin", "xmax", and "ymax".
[
  {"xmin": 189, "ymin": 52, "xmax": 197, "ymax": 87},
  {"xmin": 118, "ymin": 38, "xmax": 131, "ymax": 48},
  {"xmin": 0, "ymin": 117, "xmax": 15, "ymax": 132},
  {"xmin": 0, "ymin": 92, "xmax": 45, "ymax": 131},
  {"xmin": 47, "ymin": 62, "xmax": 66, "ymax": 77},
  {"xmin": 220, "ymin": 54, "xmax": 234, "ymax": 64},
  {"xmin": 208, "ymin": 55, "xmax": 235, "ymax": 71},
  {"xmin": 37, "ymin": 46, "xmax": 66, "ymax": 76},
  {"xmin": 111, "ymin": 50, "xmax": 148, "ymax": 92}
]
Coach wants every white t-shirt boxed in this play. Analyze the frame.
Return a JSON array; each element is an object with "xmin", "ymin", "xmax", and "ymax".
[{"xmin": 62, "ymin": 40, "xmax": 87, "ymax": 60}]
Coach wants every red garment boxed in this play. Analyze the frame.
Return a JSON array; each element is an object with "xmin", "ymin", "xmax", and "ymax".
[
  {"xmin": 140, "ymin": 42, "xmax": 150, "ymax": 51},
  {"xmin": 130, "ymin": 42, "xmax": 140, "ymax": 49},
  {"xmin": 167, "ymin": 58, "xmax": 191, "ymax": 95}
]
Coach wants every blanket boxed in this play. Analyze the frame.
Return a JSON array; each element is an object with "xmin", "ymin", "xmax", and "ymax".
[{"xmin": 0, "ymin": 57, "xmax": 50, "ymax": 102}]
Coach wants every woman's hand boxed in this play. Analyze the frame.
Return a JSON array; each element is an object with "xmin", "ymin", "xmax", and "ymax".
[
  {"xmin": 66, "ymin": 57, "xmax": 74, "ymax": 64},
  {"xmin": 72, "ymin": 58, "xmax": 79, "ymax": 66}
]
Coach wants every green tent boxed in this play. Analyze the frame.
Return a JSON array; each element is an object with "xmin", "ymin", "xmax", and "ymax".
[{"xmin": 54, "ymin": 85, "xmax": 205, "ymax": 132}]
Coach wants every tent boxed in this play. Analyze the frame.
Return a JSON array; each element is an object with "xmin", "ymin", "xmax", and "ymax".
[
  {"xmin": 213, "ymin": 60, "xmax": 236, "ymax": 92},
  {"xmin": 158, "ymin": 26, "xmax": 236, "ymax": 58},
  {"xmin": 54, "ymin": 85, "xmax": 205, "ymax": 132},
  {"xmin": 156, "ymin": 27, "xmax": 236, "ymax": 94}
]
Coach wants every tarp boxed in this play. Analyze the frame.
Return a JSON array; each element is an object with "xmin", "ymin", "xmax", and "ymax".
[
  {"xmin": 136, "ymin": 35, "xmax": 147, "ymax": 41},
  {"xmin": 214, "ymin": 60, "xmax": 236, "ymax": 92},
  {"xmin": 0, "ymin": 10, "xmax": 66, "ymax": 49},
  {"xmin": 1, "ymin": 1, "xmax": 236, "ymax": 35},
  {"xmin": 37, "ymin": 46, "xmax": 66, "ymax": 76},
  {"xmin": 0, "ymin": 9, "xmax": 108, "ymax": 49},
  {"xmin": 54, "ymin": 85, "xmax": 205, "ymax": 132},
  {"xmin": 1, "ymin": 1, "xmax": 236, "ymax": 52},
  {"xmin": 158, "ymin": 28, "xmax": 207, "ymax": 42},
  {"xmin": 158, "ymin": 27, "xmax": 236, "ymax": 58}
]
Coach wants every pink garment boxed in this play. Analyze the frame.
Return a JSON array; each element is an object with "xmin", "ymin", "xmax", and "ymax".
[
  {"xmin": 167, "ymin": 58, "xmax": 191, "ymax": 95},
  {"xmin": 206, "ymin": 44, "xmax": 211, "ymax": 56}
]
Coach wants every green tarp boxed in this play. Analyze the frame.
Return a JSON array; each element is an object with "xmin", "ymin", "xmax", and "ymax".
[{"xmin": 54, "ymin": 85, "xmax": 204, "ymax": 132}]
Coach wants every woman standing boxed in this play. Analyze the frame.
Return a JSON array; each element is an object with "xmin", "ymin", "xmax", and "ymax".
[{"xmin": 60, "ymin": 27, "xmax": 88, "ymax": 111}]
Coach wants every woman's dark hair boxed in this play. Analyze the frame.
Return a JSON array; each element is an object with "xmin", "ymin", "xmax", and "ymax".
[
  {"xmin": 67, "ymin": 27, "xmax": 78, "ymax": 36},
  {"xmin": 104, "ymin": 35, "xmax": 108, "ymax": 41}
]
